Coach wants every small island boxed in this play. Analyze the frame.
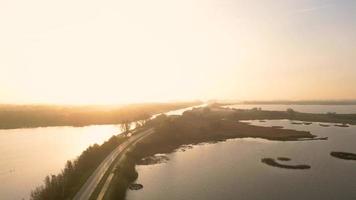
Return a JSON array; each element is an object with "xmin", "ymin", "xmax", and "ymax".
[
  {"xmin": 298, "ymin": 137, "xmax": 328, "ymax": 141},
  {"xmin": 271, "ymin": 126, "xmax": 283, "ymax": 129},
  {"xmin": 291, "ymin": 121, "xmax": 303, "ymax": 125},
  {"xmin": 330, "ymin": 152, "xmax": 356, "ymax": 161},
  {"xmin": 128, "ymin": 183, "xmax": 143, "ymax": 190},
  {"xmin": 261, "ymin": 158, "xmax": 311, "ymax": 170},
  {"xmin": 138, "ymin": 155, "xmax": 169, "ymax": 165},
  {"xmin": 334, "ymin": 124, "xmax": 349, "ymax": 128}
]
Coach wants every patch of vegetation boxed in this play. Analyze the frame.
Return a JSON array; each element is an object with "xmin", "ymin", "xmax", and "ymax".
[
  {"xmin": 334, "ymin": 124, "xmax": 349, "ymax": 127},
  {"xmin": 128, "ymin": 183, "xmax": 143, "ymax": 190},
  {"xmin": 330, "ymin": 152, "xmax": 356, "ymax": 161},
  {"xmin": 271, "ymin": 126, "xmax": 283, "ymax": 129},
  {"xmin": 297, "ymin": 137, "xmax": 328, "ymax": 141},
  {"xmin": 291, "ymin": 121, "xmax": 303, "ymax": 125},
  {"xmin": 261, "ymin": 158, "xmax": 311, "ymax": 170},
  {"xmin": 138, "ymin": 155, "xmax": 169, "ymax": 165},
  {"xmin": 277, "ymin": 157, "xmax": 291, "ymax": 161}
]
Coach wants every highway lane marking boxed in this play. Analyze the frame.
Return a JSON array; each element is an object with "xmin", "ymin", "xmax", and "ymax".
[
  {"xmin": 95, "ymin": 129, "xmax": 154, "ymax": 200},
  {"xmin": 96, "ymin": 173, "xmax": 114, "ymax": 200}
]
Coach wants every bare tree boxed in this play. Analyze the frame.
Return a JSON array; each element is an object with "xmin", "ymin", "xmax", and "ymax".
[{"xmin": 120, "ymin": 120, "xmax": 132, "ymax": 135}]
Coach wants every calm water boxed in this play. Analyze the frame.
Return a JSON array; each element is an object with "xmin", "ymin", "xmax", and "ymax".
[
  {"xmin": 225, "ymin": 104, "xmax": 356, "ymax": 114},
  {"xmin": 127, "ymin": 120, "xmax": 356, "ymax": 200},
  {"xmin": 0, "ymin": 105, "xmax": 203, "ymax": 200},
  {"xmin": 0, "ymin": 125, "xmax": 120, "ymax": 200}
]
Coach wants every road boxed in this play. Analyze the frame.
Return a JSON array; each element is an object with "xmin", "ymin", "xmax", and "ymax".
[{"xmin": 73, "ymin": 128, "xmax": 154, "ymax": 200}]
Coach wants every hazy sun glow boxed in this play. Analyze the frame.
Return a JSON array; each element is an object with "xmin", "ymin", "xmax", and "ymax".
[{"xmin": 1, "ymin": 0, "xmax": 356, "ymax": 104}]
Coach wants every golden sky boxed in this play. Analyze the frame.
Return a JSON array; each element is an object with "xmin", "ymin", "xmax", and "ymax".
[{"xmin": 1, "ymin": 0, "xmax": 356, "ymax": 104}]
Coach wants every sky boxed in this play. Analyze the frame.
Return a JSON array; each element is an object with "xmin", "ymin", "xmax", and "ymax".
[{"xmin": 0, "ymin": 0, "xmax": 356, "ymax": 104}]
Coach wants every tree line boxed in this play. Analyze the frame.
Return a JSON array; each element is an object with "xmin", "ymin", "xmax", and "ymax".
[
  {"xmin": 0, "ymin": 102, "xmax": 200, "ymax": 129},
  {"xmin": 30, "ymin": 135, "xmax": 127, "ymax": 200}
]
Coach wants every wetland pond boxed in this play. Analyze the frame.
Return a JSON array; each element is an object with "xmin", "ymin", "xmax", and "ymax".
[{"xmin": 127, "ymin": 120, "xmax": 356, "ymax": 200}]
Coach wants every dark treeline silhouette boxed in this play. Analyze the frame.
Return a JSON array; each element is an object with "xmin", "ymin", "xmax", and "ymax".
[
  {"xmin": 0, "ymin": 102, "xmax": 200, "ymax": 129},
  {"xmin": 30, "ymin": 135, "xmax": 127, "ymax": 200}
]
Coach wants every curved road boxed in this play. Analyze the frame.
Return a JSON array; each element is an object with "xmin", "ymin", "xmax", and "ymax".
[{"xmin": 73, "ymin": 128, "xmax": 154, "ymax": 200}]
